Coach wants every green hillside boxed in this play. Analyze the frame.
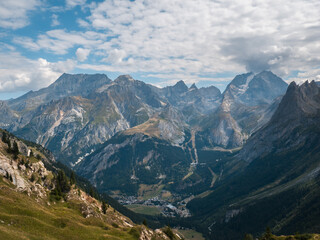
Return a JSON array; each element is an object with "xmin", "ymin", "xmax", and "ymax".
[{"xmin": 0, "ymin": 129, "xmax": 170, "ymax": 240}]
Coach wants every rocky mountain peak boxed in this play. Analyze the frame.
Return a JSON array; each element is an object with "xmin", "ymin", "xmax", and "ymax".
[
  {"xmin": 239, "ymin": 79, "xmax": 320, "ymax": 162},
  {"xmin": 114, "ymin": 75, "xmax": 135, "ymax": 83},
  {"xmin": 189, "ymin": 83, "xmax": 198, "ymax": 90},
  {"xmin": 223, "ymin": 71, "xmax": 288, "ymax": 106},
  {"xmin": 173, "ymin": 80, "xmax": 188, "ymax": 93},
  {"xmin": 53, "ymin": 73, "xmax": 111, "ymax": 87},
  {"xmin": 7, "ymin": 73, "xmax": 112, "ymax": 111},
  {"xmin": 271, "ymin": 80, "xmax": 320, "ymax": 122}
]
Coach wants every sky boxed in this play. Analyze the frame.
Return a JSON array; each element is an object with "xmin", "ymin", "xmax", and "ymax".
[{"xmin": 0, "ymin": 0, "xmax": 320, "ymax": 99}]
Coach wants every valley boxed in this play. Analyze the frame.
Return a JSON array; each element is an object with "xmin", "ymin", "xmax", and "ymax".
[{"xmin": 1, "ymin": 71, "xmax": 320, "ymax": 239}]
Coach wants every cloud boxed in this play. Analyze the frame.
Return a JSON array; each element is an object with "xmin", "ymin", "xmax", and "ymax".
[
  {"xmin": 84, "ymin": 0, "xmax": 320, "ymax": 81},
  {"xmin": 76, "ymin": 48, "xmax": 90, "ymax": 61},
  {"xmin": 104, "ymin": 49, "xmax": 127, "ymax": 64},
  {"xmin": 288, "ymin": 69, "xmax": 320, "ymax": 85},
  {"xmin": 77, "ymin": 18, "xmax": 90, "ymax": 28},
  {"xmin": 51, "ymin": 14, "xmax": 60, "ymax": 27},
  {"xmin": 9, "ymin": 0, "xmax": 320, "ymax": 89},
  {"xmin": 0, "ymin": 0, "xmax": 41, "ymax": 29},
  {"xmin": 66, "ymin": 0, "xmax": 86, "ymax": 8},
  {"xmin": 14, "ymin": 30, "xmax": 106, "ymax": 55},
  {"xmin": 0, "ymin": 51, "xmax": 76, "ymax": 92}
]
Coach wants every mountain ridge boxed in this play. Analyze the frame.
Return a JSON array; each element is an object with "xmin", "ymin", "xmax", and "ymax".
[{"xmin": 187, "ymin": 80, "xmax": 320, "ymax": 239}]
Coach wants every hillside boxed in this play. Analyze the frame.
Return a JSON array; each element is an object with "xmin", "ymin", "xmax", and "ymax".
[
  {"xmin": 0, "ymin": 129, "xmax": 173, "ymax": 240},
  {"xmin": 187, "ymin": 81, "xmax": 320, "ymax": 239}
]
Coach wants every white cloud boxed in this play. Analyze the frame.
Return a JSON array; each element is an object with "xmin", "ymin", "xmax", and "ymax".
[
  {"xmin": 9, "ymin": 0, "xmax": 320, "ymax": 87},
  {"xmin": 287, "ymin": 69, "xmax": 320, "ymax": 85},
  {"xmin": 76, "ymin": 48, "xmax": 90, "ymax": 61},
  {"xmin": 77, "ymin": 18, "xmax": 90, "ymax": 28},
  {"xmin": 0, "ymin": 0, "xmax": 41, "ymax": 29},
  {"xmin": 84, "ymin": 0, "xmax": 320, "ymax": 81},
  {"xmin": 51, "ymin": 14, "xmax": 60, "ymax": 27},
  {"xmin": 0, "ymin": 52, "xmax": 76, "ymax": 92},
  {"xmin": 14, "ymin": 30, "xmax": 106, "ymax": 55},
  {"xmin": 104, "ymin": 49, "xmax": 127, "ymax": 64},
  {"xmin": 66, "ymin": 0, "xmax": 86, "ymax": 8}
]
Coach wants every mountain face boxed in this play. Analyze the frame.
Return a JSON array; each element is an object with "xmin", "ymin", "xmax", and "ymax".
[
  {"xmin": 0, "ymin": 129, "xmax": 170, "ymax": 240},
  {"xmin": 8, "ymin": 73, "xmax": 112, "ymax": 112},
  {"xmin": 224, "ymin": 71, "xmax": 287, "ymax": 106},
  {"xmin": 0, "ymin": 71, "xmax": 289, "ymax": 200},
  {"xmin": 76, "ymin": 132, "xmax": 192, "ymax": 196},
  {"xmin": 154, "ymin": 81, "xmax": 222, "ymax": 124},
  {"xmin": 0, "ymin": 101, "xmax": 18, "ymax": 129},
  {"xmin": 10, "ymin": 75, "xmax": 164, "ymax": 165},
  {"xmin": 3, "ymin": 73, "xmax": 219, "ymax": 166},
  {"xmin": 187, "ymin": 81, "xmax": 320, "ymax": 239},
  {"xmin": 239, "ymin": 80, "xmax": 320, "ymax": 162},
  {"xmin": 198, "ymin": 71, "xmax": 288, "ymax": 149}
]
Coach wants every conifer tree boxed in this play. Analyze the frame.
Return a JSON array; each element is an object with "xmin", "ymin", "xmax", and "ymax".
[
  {"xmin": 143, "ymin": 219, "xmax": 147, "ymax": 227},
  {"xmin": 56, "ymin": 170, "xmax": 71, "ymax": 193},
  {"xmin": 1, "ymin": 132, "xmax": 7, "ymax": 143},
  {"xmin": 243, "ymin": 233, "xmax": 254, "ymax": 240},
  {"xmin": 89, "ymin": 187, "xmax": 94, "ymax": 197},
  {"xmin": 70, "ymin": 171, "xmax": 76, "ymax": 185},
  {"xmin": 102, "ymin": 201, "xmax": 107, "ymax": 214},
  {"xmin": 12, "ymin": 141, "xmax": 19, "ymax": 159},
  {"xmin": 7, "ymin": 140, "xmax": 12, "ymax": 153}
]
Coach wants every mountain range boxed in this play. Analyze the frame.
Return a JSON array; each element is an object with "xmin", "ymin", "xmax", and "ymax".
[
  {"xmin": 188, "ymin": 80, "xmax": 320, "ymax": 239},
  {"xmin": 2, "ymin": 71, "xmax": 320, "ymax": 239}
]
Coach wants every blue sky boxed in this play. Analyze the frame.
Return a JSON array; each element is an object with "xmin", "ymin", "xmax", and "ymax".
[{"xmin": 0, "ymin": 0, "xmax": 320, "ymax": 99}]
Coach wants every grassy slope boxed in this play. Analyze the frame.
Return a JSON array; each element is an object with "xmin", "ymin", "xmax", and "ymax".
[{"xmin": 0, "ymin": 176, "xmax": 142, "ymax": 240}]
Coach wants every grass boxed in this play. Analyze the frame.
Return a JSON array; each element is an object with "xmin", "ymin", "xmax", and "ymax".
[
  {"xmin": 0, "ymin": 179, "xmax": 140, "ymax": 240},
  {"xmin": 269, "ymin": 234, "xmax": 320, "ymax": 240},
  {"xmin": 174, "ymin": 229, "xmax": 205, "ymax": 240},
  {"xmin": 124, "ymin": 118, "xmax": 161, "ymax": 138},
  {"xmin": 126, "ymin": 204, "xmax": 161, "ymax": 216},
  {"xmin": 138, "ymin": 184, "xmax": 165, "ymax": 200}
]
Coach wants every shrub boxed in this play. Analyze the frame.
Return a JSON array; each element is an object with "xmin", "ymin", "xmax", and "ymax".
[
  {"xmin": 163, "ymin": 226, "xmax": 175, "ymax": 240},
  {"xmin": 129, "ymin": 227, "xmax": 140, "ymax": 239},
  {"xmin": 111, "ymin": 222, "xmax": 119, "ymax": 228}
]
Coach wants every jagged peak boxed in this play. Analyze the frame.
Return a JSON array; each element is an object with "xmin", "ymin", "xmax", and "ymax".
[
  {"xmin": 174, "ymin": 80, "xmax": 186, "ymax": 86},
  {"xmin": 189, "ymin": 83, "xmax": 198, "ymax": 90},
  {"xmin": 173, "ymin": 80, "xmax": 188, "ymax": 92},
  {"xmin": 271, "ymin": 79, "xmax": 320, "ymax": 122},
  {"xmin": 287, "ymin": 80, "xmax": 318, "ymax": 94},
  {"xmin": 287, "ymin": 81, "xmax": 298, "ymax": 90}
]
